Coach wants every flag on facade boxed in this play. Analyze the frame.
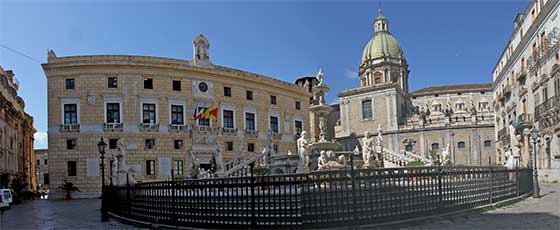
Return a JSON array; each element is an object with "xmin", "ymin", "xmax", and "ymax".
[
  {"xmin": 203, "ymin": 107, "xmax": 219, "ymax": 120},
  {"xmin": 194, "ymin": 105, "xmax": 204, "ymax": 119}
]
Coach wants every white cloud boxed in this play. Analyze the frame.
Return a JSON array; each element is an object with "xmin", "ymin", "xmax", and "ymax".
[
  {"xmin": 34, "ymin": 132, "xmax": 48, "ymax": 149},
  {"xmin": 344, "ymin": 69, "xmax": 359, "ymax": 79}
]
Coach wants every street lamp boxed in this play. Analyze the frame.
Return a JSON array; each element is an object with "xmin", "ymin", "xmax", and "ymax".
[
  {"xmin": 530, "ymin": 128, "xmax": 540, "ymax": 198},
  {"xmin": 97, "ymin": 137, "xmax": 109, "ymax": 221}
]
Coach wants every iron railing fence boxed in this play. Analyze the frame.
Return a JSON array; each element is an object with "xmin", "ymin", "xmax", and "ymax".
[{"xmin": 106, "ymin": 166, "xmax": 533, "ymax": 229}]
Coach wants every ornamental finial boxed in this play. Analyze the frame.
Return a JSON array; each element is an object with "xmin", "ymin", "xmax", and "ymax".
[{"xmin": 378, "ymin": 2, "xmax": 382, "ymax": 15}]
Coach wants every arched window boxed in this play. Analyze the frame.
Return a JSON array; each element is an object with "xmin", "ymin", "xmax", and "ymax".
[
  {"xmin": 431, "ymin": 143, "xmax": 439, "ymax": 150},
  {"xmin": 457, "ymin": 141, "xmax": 466, "ymax": 149},
  {"xmin": 484, "ymin": 140, "xmax": 492, "ymax": 147}
]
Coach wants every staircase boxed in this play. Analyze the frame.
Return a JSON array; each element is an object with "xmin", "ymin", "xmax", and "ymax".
[
  {"xmin": 219, "ymin": 151, "xmax": 266, "ymax": 177},
  {"xmin": 382, "ymin": 150, "xmax": 432, "ymax": 167}
]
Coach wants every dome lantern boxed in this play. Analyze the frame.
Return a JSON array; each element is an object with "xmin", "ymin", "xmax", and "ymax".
[{"xmin": 374, "ymin": 8, "xmax": 389, "ymax": 33}]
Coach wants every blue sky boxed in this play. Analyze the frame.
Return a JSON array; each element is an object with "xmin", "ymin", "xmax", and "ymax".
[{"xmin": 0, "ymin": 0, "xmax": 529, "ymax": 149}]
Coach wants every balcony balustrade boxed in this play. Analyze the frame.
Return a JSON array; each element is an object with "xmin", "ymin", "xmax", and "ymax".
[
  {"xmin": 104, "ymin": 123, "xmax": 123, "ymax": 132},
  {"xmin": 139, "ymin": 123, "xmax": 159, "ymax": 132},
  {"xmin": 60, "ymin": 124, "xmax": 80, "ymax": 132}
]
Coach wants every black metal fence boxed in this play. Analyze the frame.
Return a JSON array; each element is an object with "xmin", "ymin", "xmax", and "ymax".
[{"xmin": 106, "ymin": 166, "xmax": 532, "ymax": 229}]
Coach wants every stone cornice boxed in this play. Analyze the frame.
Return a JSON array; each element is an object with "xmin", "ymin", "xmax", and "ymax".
[{"xmin": 337, "ymin": 83, "xmax": 406, "ymax": 98}]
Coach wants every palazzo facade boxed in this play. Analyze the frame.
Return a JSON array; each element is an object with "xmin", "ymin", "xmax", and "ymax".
[{"xmin": 43, "ymin": 35, "xmax": 310, "ymax": 198}]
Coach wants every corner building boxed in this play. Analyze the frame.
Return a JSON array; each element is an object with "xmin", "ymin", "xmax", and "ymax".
[
  {"xmin": 0, "ymin": 66, "xmax": 36, "ymax": 190},
  {"xmin": 492, "ymin": 0, "xmax": 559, "ymax": 180},
  {"xmin": 43, "ymin": 35, "xmax": 310, "ymax": 199}
]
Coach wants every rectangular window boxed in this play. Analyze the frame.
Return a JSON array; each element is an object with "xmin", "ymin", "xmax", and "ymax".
[
  {"xmin": 455, "ymin": 103, "xmax": 465, "ymax": 111},
  {"xmin": 479, "ymin": 102, "xmax": 489, "ymax": 110},
  {"xmin": 273, "ymin": 144, "xmax": 278, "ymax": 153},
  {"xmin": 144, "ymin": 78, "xmax": 153, "ymax": 89},
  {"xmin": 142, "ymin": 103, "xmax": 156, "ymax": 124},
  {"xmin": 226, "ymin": 142, "xmax": 233, "ymax": 151},
  {"xmin": 44, "ymin": 174, "xmax": 49, "ymax": 185},
  {"xmin": 224, "ymin": 87, "xmax": 232, "ymax": 97},
  {"xmin": 295, "ymin": 101, "xmax": 301, "ymax": 110},
  {"xmin": 108, "ymin": 77, "xmax": 118, "ymax": 88},
  {"xmin": 174, "ymin": 140, "xmax": 183, "ymax": 150},
  {"xmin": 37, "ymin": 160, "xmax": 40, "ymax": 166},
  {"xmin": 457, "ymin": 141, "xmax": 466, "ymax": 149},
  {"xmin": 66, "ymin": 139, "xmax": 76, "ymax": 150},
  {"xmin": 172, "ymin": 80, "xmax": 181, "ymax": 91},
  {"xmin": 106, "ymin": 103, "xmax": 120, "ymax": 123},
  {"xmin": 109, "ymin": 139, "xmax": 118, "ymax": 149},
  {"xmin": 270, "ymin": 95, "xmax": 277, "ymax": 105},
  {"xmin": 484, "ymin": 140, "xmax": 492, "ymax": 147},
  {"xmin": 223, "ymin": 110, "xmax": 234, "ymax": 128},
  {"xmin": 245, "ymin": 112, "xmax": 255, "ymax": 130},
  {"xmin": 67, "ymin": 161, "xmax": 77, "ymax": 176},
  {"xmin": 44, "ymin": 159, "xmax": 47, "ymax": 165},
  {"xmin": 146, "ymin": 160, "xmax": 155, "ymax": 175},
  {"xmin": 294, "ymin": 120, "xmax": 303, "ymax": 136},
  {"xmin": 64, "ymin": 104, "xmax": 78, "ymax": 124},
  {"xmin": 361, "ymin": 99, "xmax": 373, "ymax": 120},
  {"xmin": 248, "ymin": 143, "xmax": 255, "ymax": 152},
  {"xmin": 65, "ymin": 79, "xmax": 75, "ymax": 89},
  {"xmin": 171, "ymin": 105, "xmax": 184, "ymax": 125},
  {"xmin": 145, "ymin": 139, "xmax": 155, "ymax": 149},
  {"xmin": 196, "ymin": 106, "xmax": 210, "ymax": 127},
  {"xmin": 270, "ymin": 116, "xmax": 279, "ymax": 133},
  {"xmin": 174, "ymin": 160, "xmax": 184, "ymax": 175},
  {"xmin": 246, "ymin": 91, "xmax": 253, "ymax": 100}
]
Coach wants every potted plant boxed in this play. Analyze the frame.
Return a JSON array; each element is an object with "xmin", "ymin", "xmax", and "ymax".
[{"xmin": 58, "ymin": 180, "xmax": 79, "ymax": 200}]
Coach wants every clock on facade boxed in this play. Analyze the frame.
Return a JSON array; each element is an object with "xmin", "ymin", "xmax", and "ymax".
[{"xmin": 198, "ymin": 82, "xmax": 208, "ymax": 92}]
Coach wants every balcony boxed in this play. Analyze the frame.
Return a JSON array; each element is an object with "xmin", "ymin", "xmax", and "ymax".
[
  {"xmin": 244, "ymin": 129, "xmax": 259, "ymax": 138},
  {"xmin": 221, "ymin": 127, "xmax": 238, "ymax": 136},
  {"xmin": 192, "ymin": 125, "xmax": 220, "ymax": 135},
  {"xmin": 516, "ymin": 71, "xmax": 527, "ymax": 85},
  {"xmin": 104, "ymin": 123, "xmax": 123, "ymax": 132},
  {"xmin": 60, "ymin": 124, "xmax": 80, "ymax": 132},
  {"xmin": 497, "ymin": 127, "xmax": 510, "ymax": 146},
  {"xmin": 139, "ymin": 123, "xmax": 159, "ymax": 132},
  {"xmin": 535, "ymin": 95, "xmax": 560, "ymax": 127},
  {"xmin": 514, "ymin": 113, "xmax": 533, "ymax": 130},
  {"xmin": 169, "ymin": 124, "xmax": 188, "ymax": 132}
]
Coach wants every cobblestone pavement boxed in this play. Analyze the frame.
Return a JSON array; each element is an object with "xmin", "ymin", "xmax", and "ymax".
[
  {"xmin": 373, "ymin": 183, "xmax": 560, "ymax": 230},
  {"xmin": 0, "ymin": 198, "xmax": 140, "ymax": 230},
  {"xmin": 0, "ymin": 184, "xmax": 558, "ymax": 230}
]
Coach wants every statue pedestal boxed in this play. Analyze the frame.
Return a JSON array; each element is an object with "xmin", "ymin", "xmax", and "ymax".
[{"xmin": 115, "ymin": 170, "xmax": 129, "ymax": 186}]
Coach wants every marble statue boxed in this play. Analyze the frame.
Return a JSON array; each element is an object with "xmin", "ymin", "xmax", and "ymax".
[
  {"xmin": 237, "ymin": 142, "xmax": 245, "ymax": 163},
  {"xmin": 190, "ymin": 153, "xmax": 200, "ymax": 178},
  {"xmin": 316, "ymin": 68, "xmax": 324, "ymax": 86},
  {"xmin": 215, "ymin": 143, "xmax": 224, "ymax": 173},
  {"xmin": 111, "ymin": 155, "xmax": 118, "ymax": 178},
  {"xmin": 376, "ymin": 125, "xmax": 383, "ymax": 146},
  {"xmin": 362, "ymin": 131, "xmax": 376, "ymax": 168},
  {"xmin": 116, "ymin": 139, "xmax": 127, "ymax": 170},
  {"xmin": 259, "ymin": 148, "xmax": 269, "ymax": 167},
  {"xmin": 287, "ymin": 150, "xmax": 293, "ymax": 156},
  {"xmin": 297, "ymin": 131, "xmax": 311, "ymax": 171},
  {"xmin": 317, "ymin": 150, "xmax": 346, "ymax": 170},
  {"xmin": 198, "ymin": 168, "xmax": 211, "ymax": 179},
  {"xmin": 503, "ymin": 149, "xmax": 516, "ymax": 170},
  {"xmin": 318, "ymin": 115, "xmax": 327, "ymax": 142},
  {"xmin": 508, "ymin": 125, "xmax": 522, "ymax": 157},
  {"xmin": 441, "ymin": 143, "xmax": 451, "ymax": 165}
]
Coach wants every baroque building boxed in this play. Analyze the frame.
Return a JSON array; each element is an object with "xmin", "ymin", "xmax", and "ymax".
[
  {"xmin": 333, "ymin": 10, "xmax": 496, "ymax": 166},
  {"xmin": 42, "ymin": 35, "xmax": 311, "ymax": 198},
  {"xmin": 492, "ymin": 0, "xmax": 559, "ymax": 180},
  {"xmin": 0, "ymin": 66, "xmax": 36, "ymax": 190}
]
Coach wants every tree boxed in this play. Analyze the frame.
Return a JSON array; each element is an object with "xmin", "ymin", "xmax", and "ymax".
[
  {"xmin": 10, "ymin": 176, "xmax": 28, "ymax": 204},
  {"xmin": 58, "ymin": 180, "xmax": 79, "ymax": 200}
]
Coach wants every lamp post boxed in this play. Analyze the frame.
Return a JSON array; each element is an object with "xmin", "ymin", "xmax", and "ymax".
[
  {"xmin": 97, "ymin": 137, "xmax": 109, "ymax": 221},
  {"xmin": 530, "ymin": 128, "xmax": 540, "ymax": 198}
]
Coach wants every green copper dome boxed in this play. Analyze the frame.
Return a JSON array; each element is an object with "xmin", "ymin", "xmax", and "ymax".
[{"xmin": 361, "ymin": 32, "xmax": 403, "ymax": 62}]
